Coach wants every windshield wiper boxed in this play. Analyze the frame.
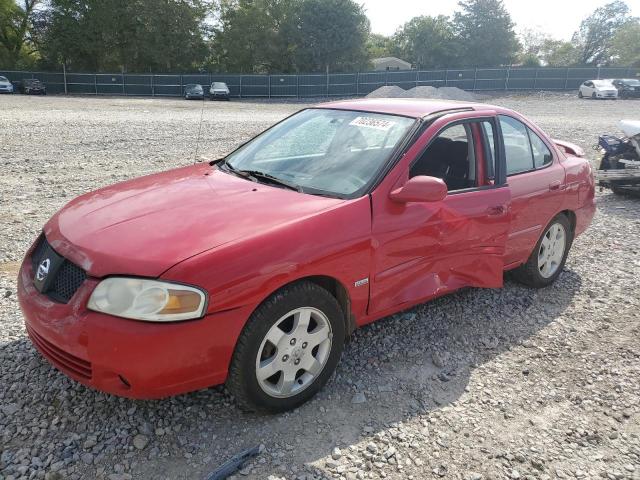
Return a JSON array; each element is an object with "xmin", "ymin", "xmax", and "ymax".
[
  {"xmin": 220, "ymin": 160, "xmax": 303, "ymax": 192},
  {"xmin": 237, "ymin": 170, "xmax": 304, "ymax": 192}
]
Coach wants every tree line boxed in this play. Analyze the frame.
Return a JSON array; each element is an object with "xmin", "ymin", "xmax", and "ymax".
[{"xmin": 1, "ymin": 0, "xmax": 639, "ymax": 73}]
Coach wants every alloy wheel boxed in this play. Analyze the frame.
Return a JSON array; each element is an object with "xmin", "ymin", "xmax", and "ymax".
[
  {"xmin": 255, "ymin": 307, "xmax": 332, "ymax": 398},
  {"xmin": 538, "ymin": 222, "xmax": 566, "ymax": 278}
]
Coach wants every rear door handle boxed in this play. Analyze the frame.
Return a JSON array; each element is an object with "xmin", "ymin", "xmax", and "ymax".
[{"xmin": 549, "ymin": 181, "xmax": 564, "ymax": 191}]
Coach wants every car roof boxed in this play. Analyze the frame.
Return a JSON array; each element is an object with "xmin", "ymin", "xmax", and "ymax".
[{"xmin": 315, "ymin": 98, "xmax": 498, "ymax": 119}]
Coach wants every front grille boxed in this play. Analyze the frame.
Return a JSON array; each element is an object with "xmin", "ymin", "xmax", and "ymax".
[
  {"xmin": 30, "ymin": 235, "xmax": 87, "ymax": 303},
  {"xmin": 27, "ymin": 325, "xmax": 92, "ymax": 379}
]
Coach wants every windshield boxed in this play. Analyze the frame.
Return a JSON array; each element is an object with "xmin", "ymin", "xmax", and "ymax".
[
  {"xmin": 623, "ymin": 79, "xmax": 640, "ymax": 86},
  {"xmin": 0, "ymin": 76, "xmax": 8, "ymax": 82},
  {"xmin": 213, "ymin": 82, "xmax": 227, "ymax": 89},
  {"xmin": 224, "ymin": 108, "xmax": 416, "ymax": 197},
  {"xmin": 593, "ymin": 80, "xmax": 614, "ymax": 87},
  {"xmin": 186, "ymin": 84, "xmax": 202, "ymax": 91}
]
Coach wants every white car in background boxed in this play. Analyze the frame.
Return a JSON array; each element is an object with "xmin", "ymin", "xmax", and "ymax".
[
  {"xmin": 0, "ymin": 76, "xmax": 14, "ymax": 93},
  {"xmin": 209, "ymin": 81, "xmax": 230, "ymax": 100},
  {"xmin": 578, "ymin": 80, "xmax": 618, "ymax": 99}
]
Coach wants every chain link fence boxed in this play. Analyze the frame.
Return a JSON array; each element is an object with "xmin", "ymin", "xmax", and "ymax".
[{"xmin": 1, "ymin": 66, "xmax": 638, "ymax": 97}]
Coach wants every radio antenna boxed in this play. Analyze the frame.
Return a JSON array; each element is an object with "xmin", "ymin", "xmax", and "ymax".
[{"xmin": 193, "ymin": 89, "xmax": 206, "ymax": 164}]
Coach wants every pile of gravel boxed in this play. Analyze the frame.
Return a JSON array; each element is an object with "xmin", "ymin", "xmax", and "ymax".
[
  {"xmin": 367, "ymin": 84, "xmax": 482, "ymax": 102},
  {"xmin": 365, "ymin": 85, "xmax": 408, "ymax": 98},
  {"xmin": 404, "ymin": 86, "xmax": 439, "ymax": 99},
  {"xmin": 435, "ymin": 86, "xmax": 481, "ymax": 101}
]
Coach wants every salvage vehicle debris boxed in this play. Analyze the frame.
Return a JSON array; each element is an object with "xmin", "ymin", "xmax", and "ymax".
[
  {"xmin": 595, "ymin": 120, "xmax": 640, "ymax": 196},
  {"xmin": 18, "ymin": 98, "xmax": 595, "ymax": 412},
  {"xmin": 204, "ymin": 445, "xmax": 260, "ymax": 480}
]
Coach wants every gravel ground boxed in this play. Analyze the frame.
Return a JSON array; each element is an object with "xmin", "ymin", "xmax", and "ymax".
[{"xmin": 1, "ymin": 93, "xmax": 639, "ymax": 480}]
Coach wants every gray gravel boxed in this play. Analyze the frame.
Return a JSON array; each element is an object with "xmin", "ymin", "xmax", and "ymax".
[{"xmin": 1, "ymin": 93, "xmax": 639, "ymax": 480}]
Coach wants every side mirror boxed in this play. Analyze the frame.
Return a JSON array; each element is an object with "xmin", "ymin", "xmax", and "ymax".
[{"xmin": 389, "ymin": 176, "xmax": 448, "ymax": 203}]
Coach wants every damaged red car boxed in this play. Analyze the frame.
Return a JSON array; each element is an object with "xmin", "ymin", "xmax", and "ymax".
[{"xmin": 18, "ymin": 99, "xmax": 595, "ymax": 412}]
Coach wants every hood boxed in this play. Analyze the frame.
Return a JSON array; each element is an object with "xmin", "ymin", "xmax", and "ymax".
[{"xmin": 45, "ymin": 163, "xmax": 345, "ymax": 278}]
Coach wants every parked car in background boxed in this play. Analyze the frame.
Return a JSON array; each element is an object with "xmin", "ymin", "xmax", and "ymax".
[
  {"xmin": 578, "ymin": 80, "xmax": 617, "ymax": 99},
  {"xmin": 18, "ymin": 98, "xmax": 595, "ymax": 412},
  {"xmin": 611, "ymin": 79, "xmax": 640, "ymax": 99},
  {"xmin": 184, "ymin": 83, "xmax": 204, "ymax": 100},
  {"xmin": 21, "ymin": 79, "xmax": 46, "ymax": 95},
  {"xmin": 209, "ymin": 81, "xmax": 230, "ymax": 100},
  {"xmin": 0, "ymin": 76, "xmax": 14, "ymax": 93}
]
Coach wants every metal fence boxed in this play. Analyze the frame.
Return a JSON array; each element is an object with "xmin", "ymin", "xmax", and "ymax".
[{"xmin": 2, "ymin": 66, "xmax": 639, "ymax": 98}]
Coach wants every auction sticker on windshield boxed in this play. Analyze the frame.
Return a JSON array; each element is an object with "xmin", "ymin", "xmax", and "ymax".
[{"xmin": 349, "ymin": 116, "xmax": 396, "ymax": 130}]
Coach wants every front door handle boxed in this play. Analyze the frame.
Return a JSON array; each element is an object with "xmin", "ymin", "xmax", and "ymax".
[{"xmin": 487, "ymin": 205, "xmax": 507, "ymax": 216}]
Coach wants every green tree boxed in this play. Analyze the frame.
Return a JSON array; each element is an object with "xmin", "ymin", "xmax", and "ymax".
[
  {"xmin": 213, "ymin": 0, "xmax": 370, "ymax": 73},
  {"xmin": 572, "ymin": 0, "xmax": 630, "ymax": 65},
  {"xmin": 0, "ymin": 0, "xmax": 40, "ymax": 68},
  {"xmin": 366, "ymin": 33, "xmax": 394, "ymax": 60},
  {"xmin": 392, "ymin": 15, "xmax": 458, "ymax": 69},
  {"xmin": 520, "ymin": 53, "xmax": 540, "ymax": 67},
  {"xmin": 212, "ymin": 0, "xmax": 298, "ymax": 73},
  {"xmin": 452, "ymin": 0, "xmax": 520, "ymax": 67},
  {"xmin": 539, "ymin": 39, "xmax": 580, "ymax": 67},
  {"xmin": 611, "ymin": 19, "xmax": 640, "ymax": 66},
  {"xmin": 38, "ymin": 0, "xmax": 209, "ymax": 72},
  {"xmin": 292, "ymin": 0, "xmax": 370, "ymax": 73}
]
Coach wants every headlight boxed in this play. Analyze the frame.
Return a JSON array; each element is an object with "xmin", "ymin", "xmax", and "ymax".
[{"xmin": 87, "ymin": 277, "xmax": 207, "ymax": 322}]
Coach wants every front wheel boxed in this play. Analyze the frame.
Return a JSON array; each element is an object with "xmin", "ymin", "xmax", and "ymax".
[
  {"xmin": 578, "ymin": 90, "xmax": 583, "ymax": 98},
  {"xmin": 512, "ymin": 214, "xmax": 573, "ymax": 288},
  {"xmin": 226, "ymin": 281, "xmax": 345, "ymax": 412}
]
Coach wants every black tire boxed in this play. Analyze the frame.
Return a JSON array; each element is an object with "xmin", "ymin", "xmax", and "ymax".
[
  {"xmin": 592, "ymin": 92, "xmax": 597, "ymax": 99},
  {"xmin": 578, "ymin": 90, "xmax": 583, "ymax": 98},
  {"xmin": 226, "ymin": 281, "xmax": 345, "ymax": 413},
  {"xmin": 511, "ymin": 213, "xmax": 573, "ymax": 288}
]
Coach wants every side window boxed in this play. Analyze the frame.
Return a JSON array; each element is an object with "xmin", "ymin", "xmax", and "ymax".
[
  {"xmin": 410, "ymin": 123, "xmax": 475, "ymax": 191},
  {"xmin": 528, "ymin": 129, "xmax": 553, "ymax": 168},
  {"xmin": 499, "ymin": 116, "xmax": 534, "ymax": 175}
]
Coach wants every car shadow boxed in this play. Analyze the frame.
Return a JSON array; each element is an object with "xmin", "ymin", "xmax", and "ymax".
[{"xmin": 0, "ymin": 269, "xmax": 581, "ymax": 479}]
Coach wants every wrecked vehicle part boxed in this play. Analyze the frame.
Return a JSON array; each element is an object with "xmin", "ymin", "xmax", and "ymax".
[
  {"xmin": 205, "ymin": 445, "xmax": 260, "ymax": 480},
  {"xmin": 596, "ymin": 120, "xmax": 640, "ymax": 196}
]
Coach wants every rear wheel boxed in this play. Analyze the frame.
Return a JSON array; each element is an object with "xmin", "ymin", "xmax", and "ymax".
[
  {"xmin": 226, "ymin": 281, "xmax": 345, "ymax": 412},
  {"xmin": 512, "ymin": 214, "xmax": 572, "ymax": 288}
]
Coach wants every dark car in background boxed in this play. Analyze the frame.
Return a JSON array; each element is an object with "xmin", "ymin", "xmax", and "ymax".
[
  {"xmin": 184, "ymin": 83, "xmax": 204, "ymax": 100},
  {"xmin": 209, "ymin": 81, "xmax": 230, "ymax": 100},
  {"xmin": 612, "ymin": 79, "xmax": 640, "ymax": 99},
  {"xmin": 21, "ymin": 79, "xmax": 46, "ymax": 95}
]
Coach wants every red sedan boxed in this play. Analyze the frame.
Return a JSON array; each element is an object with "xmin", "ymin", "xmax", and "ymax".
[{"xmin": 18, "ymin": 99, "xmax": 595, "ymax": 412}]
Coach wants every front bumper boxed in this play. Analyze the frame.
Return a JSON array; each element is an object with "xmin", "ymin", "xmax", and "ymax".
[
  {"xmin": 210, "ymin": 92, "xmax": 230, "ymax": 99},
  {"xmin": 596, "ymin": 92, "xmax": 617, "ymax": 98},
  {"xmin": 18, "ymin": 249, "xmax": 251, "ymax": 399}
]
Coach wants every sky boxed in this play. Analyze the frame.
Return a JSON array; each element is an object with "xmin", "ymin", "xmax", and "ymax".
[{"xmin": 359, "ymin": 0, "xmax": 640, "ymax": 40}]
